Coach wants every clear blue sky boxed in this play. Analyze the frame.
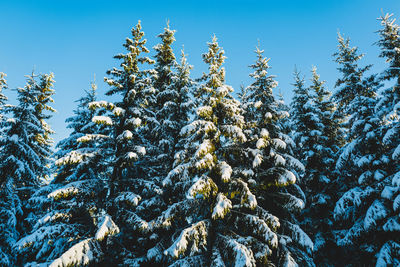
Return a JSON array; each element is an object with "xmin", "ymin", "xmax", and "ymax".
[{"xmin": 0, "ymin": 0, "xmax": 399, "ymax": 144}]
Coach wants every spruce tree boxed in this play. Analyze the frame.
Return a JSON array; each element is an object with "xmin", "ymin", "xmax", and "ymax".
[
  {"xmin": 291, "ymin": 67, "xmax": 341, "ymax": 265},
  {"xmin": 147, "ymin": 24, "xmax": 194, "ymax": 184},
  {"xmin": 289, "ymin": 69, "xmax": 318, "ymax": 163},
  {"xmin": 15, "ymin": 81, "xmax": 110, "ymax": 266},
  {"xmin": 33, "ymin": 73, "xmax": 56, "ymax": 180},
  {"xmin": 241, "ymin": 47, "xmax": 313, "ymax": 266},
  {"xmin": 332, "ymin": 33, "xmax": 387, "ymax": 265},
  {"xmin": 0, "ymin": 77, "xmax": 46, "ymax": 265},
  {"xmin": 0, "ymin": 72, "xmax": 7, "ymax": 121},
  {"xmin": 370, "ymin": 13, "xmax": 400, "ymax": 265},
  {"xmin": 84, "ymin": 21, "xmax": 164, "ymax": 265}
]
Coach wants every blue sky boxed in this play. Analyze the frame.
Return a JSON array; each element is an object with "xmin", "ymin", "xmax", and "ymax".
[{"xmin": 0, "ymin": 0, "xmax": 399, "ymax": 144}]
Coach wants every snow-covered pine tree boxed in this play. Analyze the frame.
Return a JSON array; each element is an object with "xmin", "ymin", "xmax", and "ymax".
[
  {"xmin": 0, "ymin": 72, "xmax": 12, "ymax": 266},
  {"xmin": 276, "ymin": 89, "xmax": 291, "ymax": 136},
  {"xmin": 147, "ymin": 35, "xmax": 288, "ymax": 266},
  {"xmin": 240, "ymin": 47, "xmax": 313, "ymax": 266},
  {"xmin": 369, "ymin": 13, "xmax": 400, "ymax": 266},
  {"xmin": 333, "ymin": 33, "xmax": 374, "ymax": 120},
  {"xmin": 292, "ymin": 67, "xmax": 341, "ymax": 265},
  {"xmin": 289, "ymin": 68, "xmax": 318, "ymax": 163},
  {"xmin": 0, "ymin": 72, "xmax": 7, "ymax": 121},
  {"xmin": 332, "ymin": 33, "xmax": 377, "ymax": 199},
  {"xmin": 0, "ymin": 77, "xmax": 46, "ymax": 266},
  {"xmin": 32, "ymin": 73, "xmax": 56, "ymax": 180},
  {"xmin": 144, "ymin": 22, "xmax": 178, "ymax": 181},
  {"xmin": 332, "ymin": 32, "xmax": 387, "ymax": 265},
  {"xmin": 15, "ymin": 81, "xmax": 111, "ymax": 266},
  {"xmin": 80, "ymin": 21, "xmax": 168, "ymax": 265},
  {"xmin": 145, "ymin": 24, "xmax": 194, "ymax": 205}
]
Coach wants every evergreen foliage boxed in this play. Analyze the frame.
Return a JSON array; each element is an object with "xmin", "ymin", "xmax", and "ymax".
[
  {"xmin": 7, "ymin": 13, "xmax": 400, "ymax": 266},
  {"xmin": 0, "ymin": 75, "xmax": 48, "ymax": 265}
]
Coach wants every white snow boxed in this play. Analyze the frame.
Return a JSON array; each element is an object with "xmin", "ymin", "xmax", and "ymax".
[
  {"xmin": 120, "ymin": 130, "xmax": 133, "ymax": 140},
  {"xmin": 126, "ymin": 152, "xmax": 138, "ymax": 161},
  {"xmin": 226, "ymin": 239, "xmax": 256, "ymax": 267},
  {"xmin": 277, "ymin": 170, "xmax": 296, "ymax": 186},
  {"xmin": 218, "ymin": 161, "xmax": 232, "ymax": 182},
  {"xmin": 164, "ymin": 220, "xmax": 209, "ymax": 259},
  {"xmin": 113, "ymin": 107, "xmax": 125, "ymax": 116},
  {"xmin": 256, "ymin": 138, "xmax": 266, "ymax": 149},
  {"xmin": 197, "ymin": 105, "xmax": 212, "ymax": 118},
  {"xmin": 364, "ymin": 200, "xmax": 388, "ymax": 230},
  {"xmin": 127, "ymin": 117, "xmax": 142, "ymax": 127},
  {"xmin": 254, "ymin": 101, "xmax": 262, "ymax": 108},
  {"xmin": 272, "ymin": 138, "xmax": 286, "ymax": 149},
  {"xmin": 49, "ymin": 238, "xmax": 102, "ymax": 267},
  {"xmin": 48, "ymin": 181, "xmax": 84, "ymax": 200},
  {"xmin": 195, "ymin": 139, "xmax": 213, "ymax": 158},
  {"xmin": 55, "ymin": 151, "xmax": 83, "ymax": 166},
  {"xmin": 77, "ymin": 134, "xmax": 108, "ymax": 143},
  {"xmin": 252, "ymin": 154, "xmax": 262, "ymax": 168},
  {"xmin": 88, "ymin": 100, "xmax": 114, "ymax": 110},
  {"xmin": 260, "ymin": 128, "xmax": 269, "ymax": 138},
  {"xmin": 274, "ymin": 154, "xmax": 286, "ymax": 166},
  {"xmin": 95, "ymin": 215, "xmax": 120, "ymax": 241},
  {"xmin": 285, "ymin": 221, "xmax": 314, "ymax": 254},
  {"xmin": 187, "ymin": 176, "xmax": 215, "ymax": 199},
  {"xmin": 115, "ymin": 192, "xmax": 141, "ymax": 206},
  {"xmin": 194, "ymin": 153, "xmax": 215, "ymax": 170},
  {"xmin": 211, "ymin": 193, "xmax": 232, "ymax": 219},
  {"xmin": 92, "ymin": 116, "xmax": 113, "ymax": 125}
]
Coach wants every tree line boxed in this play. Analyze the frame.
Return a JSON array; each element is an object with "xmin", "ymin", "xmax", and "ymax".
[{"xmin": 0, "ymin": 13, "xmax": 399, "ymax": 267}]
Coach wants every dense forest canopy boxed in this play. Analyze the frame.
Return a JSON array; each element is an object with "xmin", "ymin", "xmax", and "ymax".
[{"xmin": 0, "ymin": 12, "xmax": 399, "ymax": 267}]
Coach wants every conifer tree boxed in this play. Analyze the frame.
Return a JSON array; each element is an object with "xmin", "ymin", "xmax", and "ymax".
[
  {"xmin": 332, "ymin": 33, "xmax": 387, "ymax": 265},
  {"xmin": 0, "ymin": 72, "xmax": 7, "ymax": 121},
  {"xmin": 291, "ymin": 67, "xmax": 341, "ymax": 265},
  {"xmin": 0, "ymin": 77, "xmax": 46, "ymax": 265},
  {"xmin": 33, "ymin": 73, "xmax": 56, "ymax": 179},
  {"xmin": 84, "ymin": 21, "xmax": 164, "ymax": 265},
  {"xmin": 15, "ymin": 81, "xmax": 110, "ymax": 266},
  {"xmin": 145, "ymin": 24, "xmax": 194, "ymax": 198},
  {"xmin": 368, "ymin": 13, "xmax": 400, "ymax": 265},
  {"xmin": 143, "ymin": 35, "xmax": 261, "ymax": 266},
  {"xmin": 141, "ymin": 40, "xmax": 312, "ymax": 266},
  {"xmin": 289, "ymin": 69, "xmax": 318, "ymax": 162},
  {"xmin": 241, "ymin": 47, "xmax": 313, "ymax": 266}
]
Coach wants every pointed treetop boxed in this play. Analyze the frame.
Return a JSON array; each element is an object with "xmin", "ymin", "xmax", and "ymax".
[
  {"xmin": 201, "ymin": 35, "xmax": 227, "ymax": 88},
  {"xmin": 0, "ymin": 72, "xmax": 7, "ymax": 91},
  {"xmin": 334, "ymin": 32, "xmax": 364, "ymax": 65}
]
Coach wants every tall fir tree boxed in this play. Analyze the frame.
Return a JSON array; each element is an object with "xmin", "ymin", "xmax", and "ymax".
[
  {"xmin": 15, "ymin": 81, "xmax": 110, "ymax": 266},
  {"xmin": 145, "ymin": 24, "xmax": 194, "ymax": 204},
  {"xmin": 289, "ymin": 69, "xmax": 318, "ymax": 163},
  {"xmin": 332, "ymin": 33, "xmax": 388, "ymax": 265},
  {"xmin": 369, "ymin": 13, "xmax": 400, "ymax": 265},
  {"xmin": 32, "ymin": 73, "xmax": 56, "ymax": 180},
  {"xmin": 86, "ymin": 21, "xmax": 165, "ymax": 265},
  {"xmin": 0, "ymin": 72, "xmax": 7, "ymax": 122},
  {"xmin": 0, "ymin": 77, "xmax": 47, "ymax": 265},
  {"xmin": 241, "ymin": 47, "xmax": 313, "ymax": 266},
  {"xmin": 292, "ymin": 67, "xmax": 342, "ymax": 265}
]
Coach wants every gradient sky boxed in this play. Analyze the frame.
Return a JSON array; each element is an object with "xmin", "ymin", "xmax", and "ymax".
[{"xmin": 0, "ymin": 0, "xmax": 399, "ymax": 144}]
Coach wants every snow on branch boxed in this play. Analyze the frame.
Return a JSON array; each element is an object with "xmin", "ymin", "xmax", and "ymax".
[
  {"xmin": 49, "ymin": 238, "xmax": 102, "ymax": 267},
  {"xmin": 212, "ymin": 193, "xmax": 232, "ymax": 220},
  {"xmin": 164, "ymin": 220, "xmax": 210, "ymax": 259},
  {"xmin": 95, "ymin": 215, "xmax": 120, "ymax": 241}
]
